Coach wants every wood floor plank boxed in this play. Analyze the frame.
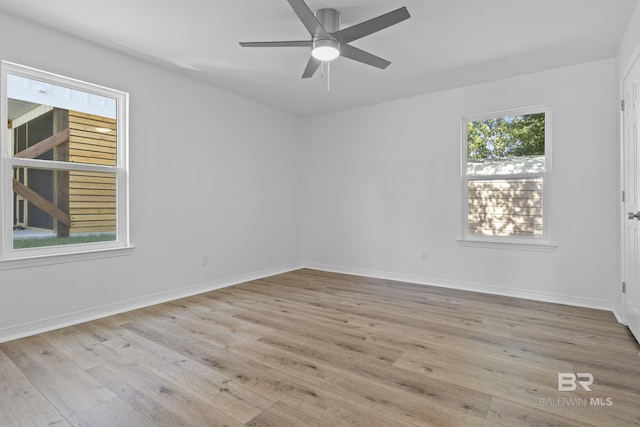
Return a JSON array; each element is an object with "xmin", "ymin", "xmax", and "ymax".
[
  {"xmin": 230, "ymin": 339, "xmax": 330, "ymax": 382},
  {"xmin": 161, "ymin": 297, "xmax": 274, "ymax": 339},
  {"xmin": 486, "ymin": 396, "xmax": 599, "ymax": 427},
  {"xmin": 235, "ymin": 309, "xmax": 404, "ymax": 365},
  {"xmin": 138, "ymin": 303, "xmax": 263, "ymax": 349},
  {"xmin": 393, "ymin": 343, "xmax": 567, "ymax": 398},
  {"xmin": 40, "ymin": 323, "xmax": 121, "ymax": 370},
  {"xmin": 0, "ymin": 335, "xmax": 116, "ymax": 418},
  {"xmin": 232, "ymin": 337, "xmax": 493, "ymax": 426},
  {"xmin": 230, "ymin": 286, "xmax": 577, "ymax": 378},
  {"xmin": 68, "ymin": 397, "xmax": 157, "ymax": 427},
  {"xmin": 358, "ymin": 322, "xmax": 575, "ymax": 375},
  {"xmin": 0, "ymin": 349, "xmax": 70, "ymax": 427},
  {"xmin": 247, "ymin": 276, "xmax": 486, "ymax": 328},
  {"xmin": 390, "ymin": 347, "xmax": 638, "ymax": 426},
  {"xmin": 322, "ymin": 370, "xmax": 495, "ymax": 427},
  {"xmin": 101, "ymin": 327, "xmax": 275, "ymax": 424},
  {"xmin": 122, "ymin": 319, "xmax": 272, "ymax": 386},
  {"xmin": 87, "ymin": 359, "xmax": 244, "ymax": 427},
  {"xmin": 254, "ymin": 331, "xmax": 494, "ymax": 419},
  {"xmin": 573, "ymin": 359, "xmax": 640, "ymax": 394},
  {"xmin": 235, "ymin": 295, "xmax": 575, "ymax": 376},
  {"xmin": 245, "ymin": 365, "xmax": 421, "ymax": 427},
  {"xmin": 246, "ymin": 401, "xmax": 331, "ymax": 427}
]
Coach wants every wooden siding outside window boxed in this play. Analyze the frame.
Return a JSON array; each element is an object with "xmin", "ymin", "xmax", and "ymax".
[{"xmin": 68, "ymin": 111, "xmax": 117, "ymax": 234}]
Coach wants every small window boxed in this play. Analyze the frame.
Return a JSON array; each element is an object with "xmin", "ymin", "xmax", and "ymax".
[
  {"xmin": 1, "ymin": 61, "xmax": 129, "ymax": 261},
  {"xmin": 461, "ymin": 106, "xmax": 551, "ymax": 245}
]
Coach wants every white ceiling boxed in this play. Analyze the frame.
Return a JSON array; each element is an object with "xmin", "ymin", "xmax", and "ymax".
[{"xmin": 0, "ymin": 0, "xmax": 637, "ymax": 117}]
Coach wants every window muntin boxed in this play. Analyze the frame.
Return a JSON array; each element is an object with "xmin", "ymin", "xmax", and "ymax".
[
  {"xmin": 1, "ymin": 62, "xmax": 128, "ymax": 259},
  {"xmin": 462, "ymin": 107, "xmax": 550, "ymax": 243}
]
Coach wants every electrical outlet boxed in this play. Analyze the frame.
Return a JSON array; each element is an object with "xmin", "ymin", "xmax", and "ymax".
[
  {"xmin": 201, "ymin": 253, "xmax": 208, "ymax": 266},
  {"xmin": 421, "ymin": 250, "xmax": 428, "ymax": 262}
]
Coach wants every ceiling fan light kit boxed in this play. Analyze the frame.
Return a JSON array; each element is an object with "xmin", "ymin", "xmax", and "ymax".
[
  {"xmin": 239, "ymin": 0, "xmax": 410, "ymax": 79},
  {"xmin": 311, "ymin": 39, "xmax": 340, "ymax": 61}
]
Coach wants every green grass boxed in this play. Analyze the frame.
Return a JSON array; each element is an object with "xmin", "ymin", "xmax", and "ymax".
[{"xmin": 13, "ymin": 234, "xmax": 116, "ymax": 249}]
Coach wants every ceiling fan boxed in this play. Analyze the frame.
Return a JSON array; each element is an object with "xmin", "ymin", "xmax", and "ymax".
[{"xmin": 239, "ymin": 0, "xmax": 411, "ymax": 79}]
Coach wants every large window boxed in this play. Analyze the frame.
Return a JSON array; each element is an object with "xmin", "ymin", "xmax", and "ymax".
[
  {"xmin": 1, "ymin": 61, "xmax": 129, "ymax": 262},
  {"xmin": 461, "ymin": 106, "xmax": 551, "ymax": 247}
]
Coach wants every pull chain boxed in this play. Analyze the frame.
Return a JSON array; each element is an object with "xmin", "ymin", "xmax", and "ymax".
[{"xmin": 319, "ymin": 61, "xmax": 331, "ymax": 92}]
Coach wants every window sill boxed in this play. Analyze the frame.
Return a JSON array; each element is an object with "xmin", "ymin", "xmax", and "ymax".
[
  {"xmin": 0, "ymin": 245, "xmax": 135, "ymax": 271},
  {"xmin": 457, "ymin": 238, "xmax": 557, "ymax": 252}
]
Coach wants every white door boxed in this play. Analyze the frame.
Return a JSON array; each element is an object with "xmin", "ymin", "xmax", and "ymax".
[{"xmin": 623, "ymin": 54, "xmax": 640, "ymax": 343}]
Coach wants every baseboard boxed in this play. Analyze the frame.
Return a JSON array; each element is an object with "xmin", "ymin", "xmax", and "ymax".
[
  {"xmin": 613, "ymin": 303, "xmax": 626, "ymax": 324},
  {"xmin": 0, "ymin": 262, "xmax": 302, "ymax": 344},
  {"xmin": 303, "ymin": 262, "xmax": 615, "ymax": 312}
]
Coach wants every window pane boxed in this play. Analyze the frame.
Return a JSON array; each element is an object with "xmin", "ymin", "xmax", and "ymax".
[
  {"xmin": 468, "ymin": 178, "xmax": 543, "ymax": 237},
  {"xmin": 467, "ymin": 113, "xmax": 545, "ymax": 176},
  {"xmin": 8, "ymin": 74, "xmax": 117, "ymax": 166},
  {"xmin": 13, "ymin": 167, "xmax": 117, "ymax": 249}
]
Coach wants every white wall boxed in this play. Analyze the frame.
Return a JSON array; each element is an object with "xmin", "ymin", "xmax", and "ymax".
[
  {"xmin": 301, "ymin": 59, "xmax": 619, "ymax": 309},
  {"xmin": 0, "ymin": 11, "xmax": 301, "ymax": 341}
]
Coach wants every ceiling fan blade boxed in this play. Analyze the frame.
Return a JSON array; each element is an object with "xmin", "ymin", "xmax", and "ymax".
[
  {"xmin": 240, "ymin": 40, "xmax": 312, "ymax": 48},
  {"xmin": 340, "ymin": 44, "xmax": 391, "ymax": 69},
  {"xmin": 332, "ymin": 7, "xmax": 410, "ymax": 44},
  {"xmin": 286, "ymin": 0, "xmax": 328, "ymax": 38},
  {"xmin": 302, "ymin": 56, "xmax": 321, "ymax": 78}
]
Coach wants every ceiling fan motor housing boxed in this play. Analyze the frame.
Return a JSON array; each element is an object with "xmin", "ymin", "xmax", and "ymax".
[{"xmin": 315, "ymin": 8, "xmax": 340, "ymax": 33}]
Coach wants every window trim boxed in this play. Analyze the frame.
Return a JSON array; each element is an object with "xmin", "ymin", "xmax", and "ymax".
[
  {"xmin": 0, "ymin": 61, "xmax": 131, "ymax": 264},
  {"xmin": 460, "ymin": 105, "xmax": 554, "ymax": 249}
]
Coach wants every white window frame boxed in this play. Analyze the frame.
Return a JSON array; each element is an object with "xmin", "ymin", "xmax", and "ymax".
[
  {"xmin": 459, "ymin": 105, "xmax": 555, "ymax": 252},
  {"xmin": 0, "ymin": 61, "xmax": 131, "ymax": 266}
]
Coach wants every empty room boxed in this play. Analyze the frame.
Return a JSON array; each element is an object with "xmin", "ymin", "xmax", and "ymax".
[{"xmin": 0, "ymin": 0, "xmax": 639, "ymax": 426}]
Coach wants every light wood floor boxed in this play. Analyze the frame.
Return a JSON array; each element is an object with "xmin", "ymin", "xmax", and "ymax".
[{"xmin": 1, "ymin": 269, "xmax": 639, "ymax": 426}]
